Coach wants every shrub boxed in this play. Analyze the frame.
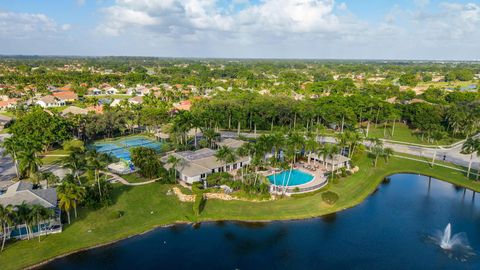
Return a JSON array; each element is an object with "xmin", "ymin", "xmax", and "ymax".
[
  {"xmin": 293, "ymin": 187, "xmax": 300, "ymax": 193},
  {"xmin": 193, "ymin": 193, "xmax": 206, "ymax": 216},
  {"xmin": 321, "ymin": 191, "xmax": 339, "ymax": 205}
]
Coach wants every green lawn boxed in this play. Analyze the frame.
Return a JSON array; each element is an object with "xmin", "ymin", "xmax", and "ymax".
[
  {"xmin": 122, "ymin": 173, "xmax": 152, "ymax": 184},
  {"xmin": 41, "ymin": 140, "xmax": 84, "ymax": 165},
  {"xmin": 1, "ymin": 155, "xmax": 480, "ymax": 270},
  {"xmin": 365, "ymin": 122, "xmax": 460, "ymax": 146}
]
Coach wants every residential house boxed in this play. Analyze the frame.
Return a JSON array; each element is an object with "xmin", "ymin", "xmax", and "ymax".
[
  {"xmin": 88, "ymin": 87, "xmax": 103, "ymax": 95},
  {"xmin": 0, "ymin": 98, "xmax": 17, "ymax": 111},
  {"xmin": 61, "ymin": 106, "xmax": 88, "ymax": 116},
  {"xmin": 0, "ymin": 181, "xmax": 62, "ymax": 240},
  {"xmin": 36, "ymin": 95, "xmax": 65, "ymax": 108},
  {"xmin": 173, "ymin": 100, "xmax": 192, "ymax": 111},
  {"xmin": 128, "ymin": 96, "xmax": 143, "ymax": 105},
  {"xmin": 105, "ymin": 87, "xmax": 119, "ymax": 95},
  {"xmin": 53, "ymin": 91, "xmax": 78, "ymax": 103}
]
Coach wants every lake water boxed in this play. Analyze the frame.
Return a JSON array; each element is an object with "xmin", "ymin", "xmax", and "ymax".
[{"xmin": 39, "ymin": 174, "xmax": 480, "ymax": 269}]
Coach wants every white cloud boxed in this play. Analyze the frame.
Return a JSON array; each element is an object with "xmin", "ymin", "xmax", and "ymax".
[{"xmin": 0, "ymin": 11, "xmax": 67, "ymax": 39}]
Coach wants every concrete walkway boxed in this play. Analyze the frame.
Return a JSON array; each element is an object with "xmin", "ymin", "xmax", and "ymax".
[{"xmin": 102, "ymin": 171, "xmax": 157, "ymax": 186}]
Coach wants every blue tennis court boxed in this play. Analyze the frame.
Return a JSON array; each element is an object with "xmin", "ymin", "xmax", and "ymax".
[{"xmin": 94, "ymin": 136, "xmax": 162, "ymax": 161}]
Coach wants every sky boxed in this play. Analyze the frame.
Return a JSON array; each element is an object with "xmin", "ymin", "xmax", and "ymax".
[{"xmin": 0, "ymin": 0, "xmax": 479, "ymax": 60}]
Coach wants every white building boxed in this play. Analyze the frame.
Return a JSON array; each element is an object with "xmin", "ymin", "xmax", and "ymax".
[
  {"xmin": 162, "ymin": 141, "xmax": 250, "ymax": 184},
  {"xmin": 36, "ymin": 95, "xmax": 65, "ymax": 108}
]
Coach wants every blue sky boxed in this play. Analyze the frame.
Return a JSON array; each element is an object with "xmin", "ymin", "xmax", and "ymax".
[{"xmin": 0, "ymin": 0, "xmax": 479, "ymax": 59}]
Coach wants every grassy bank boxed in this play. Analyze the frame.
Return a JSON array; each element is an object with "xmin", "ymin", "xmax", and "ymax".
[
  {"xmin": 1, "ymin": 155, "xmax": 480, "ymax": 270},
  {"xmin": 365, "ymin": 122, "xmax": 460, "ymax": 146}
]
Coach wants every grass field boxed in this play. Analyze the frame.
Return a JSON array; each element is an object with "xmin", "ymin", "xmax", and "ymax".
[
  {"xmin": 365, "ymin": 122, "xmax": 460, "ymax": 146},
  {"xmin": 1, "ymin": 155, "xmax": 480, "ymax": 270},
  {"xmin": 122, "ymin": 173, "xmax": 153, "ymax": 184}
]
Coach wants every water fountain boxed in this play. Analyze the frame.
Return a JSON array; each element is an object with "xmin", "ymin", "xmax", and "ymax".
[
  {"xmin": 440, "ymin": 223, "xmax": 454, "ymax": 249},
  {"xmin": 427, "ymin": 223, "xmax": 476, "ymax": 261}
]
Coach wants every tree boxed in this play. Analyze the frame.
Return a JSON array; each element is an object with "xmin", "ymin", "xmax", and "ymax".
[
  {"xmin": 130, "ymin": 147, "xmax": 163, "ymax": 179},
  {"xmin": 17, "ymin": 148, "xmax": 43, "ymax": 179},
  {"xmin": 57, "ymin": 182, "xmax": 75, "ymax": 224},
  {"xmin": 63, "ymin": 148, "xmax": 86, "ymax": 185},
  {"xmin": 166, "ymin": 155, "xmax": 182, "ymax": 180},
  {"xmin": 0, "ymin": 204, "xmax": 14, "ymax": 251},
  {"xmin": 215, "ymin": 146, "xmax": 237, "ymax": 172},
  {"xmin": 461, "ymin": 138, "xmax": 479, "ymax": 178},
  {"xmin": 371, "ymin": 146, "xmax": 384, "ymax": 167},
  {"xmin": 0, "ymin": 137, "xmax": 22, "ymax": 178},
  {"xmin": 383, "ymin": 147, "xmax": 394, "ymax": 163}
]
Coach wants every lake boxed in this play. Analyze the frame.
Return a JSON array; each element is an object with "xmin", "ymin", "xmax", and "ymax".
[{"xmin": 39, "ymin": 174, "xmax": 480, "ymax": 269}]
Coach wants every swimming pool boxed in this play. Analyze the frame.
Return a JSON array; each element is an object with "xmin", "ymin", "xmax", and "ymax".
[
  {"xmin": 94, "ymin": 136, "xmax": 162, "ymax": 161},
  {"xmin": 267, "ymin": 169, "xmax": 314, "ymax": 186}
]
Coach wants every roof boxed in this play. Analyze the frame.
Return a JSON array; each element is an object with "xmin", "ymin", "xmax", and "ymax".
[
  {"xmin": 86, "ymin": 105, "xmax": 104, "ymax": 114},
  {"xmin": 0, "ymin": 181, "xmax": 57, "ymax": 208},
  {"xmin": 61, "ymin": 106, "xmax": 88, "ymax": 116},
  {"xmin": 173, "ymin": 100, "xmax": 192, "ymax": 111},
  {"xmin": 162, "ymin": 148, "xmax": 249, "ymax": 177},
  {"xmin": 0, "ymin": 98, "xmax": 17, "ymax": 107},
  {"xmin": 216, "ymin": 139, "xmax": 245, "ymax": 149},
  {"xmin": 309, "ymin": 153, "xmax": 350, "ymax": 165},
  {"xmin": 53, "ymin": 91, "xmax": 78, "ymax": 100},
  {"xmin": 129, "ymin": 96, "xmax": 143, "ymax": 104},
  {"xmin": 38, "ymin": 95, "xmax": 59, "ymax": 104}
]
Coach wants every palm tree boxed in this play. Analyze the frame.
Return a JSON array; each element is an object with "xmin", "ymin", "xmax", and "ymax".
[
  {"xmin": 215, "ymin": 146, "xmax": 236, "ymax": 172},
  {"xmin": 86, "ymin": 150, "xmax": 106, "ymax": 198},
  {"xmin": 286, "ymin": 132, "xmax": 305, "ymax": 164},
  {"xmin": 18, "ymin": 148, "xmax": 43, "ymax": 179},
  {"xmin": 371, "ymin": 146, "xmax": 384, "ymax": 167},
  {"xmin": 328, "ymin": 144, "xmax": 340, "ymax": 179},
  {"xmin": 0, "ymin": 204, "xmax": 14, "ymax": 251},
  {"xmin": 15, "ymin": 202, "xmax": 32, "ymax": 239},
  {"xmin": 29, "ymin": 205, "xmax": 48, "ymax": 242},
  {"xmin": 166, "ymin": 155, "xmax": 182, "ymax": 180},
  {"xmin": 0, "ymin": 137, "xmax": 22, "ymax": 178},
  {"xmin": 462, "ymin": 138, "xmax": 479, "ymax": 178},
  {"xmin": 383, "ymin": 147, "xmax": 394, "ymax": 163},
  {"xmin": 70, "ymin": 185, "xmax": 86, "ymax": 219},
  {"xmin": 63, "ymin": 149, "xmax": 85, "ymax": 185},
  {"xmin": 57, "ymin": 182, "xmax": 75, "ymax": 224}
]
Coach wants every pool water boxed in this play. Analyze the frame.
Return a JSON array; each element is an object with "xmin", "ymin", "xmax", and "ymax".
[
  {"xmin": 267, "ymin": 169, "xmax": 314, "ymax": 186},
  {"xmin": 94, "ymin": 137, "xmax": 162, "ymax": 161}
]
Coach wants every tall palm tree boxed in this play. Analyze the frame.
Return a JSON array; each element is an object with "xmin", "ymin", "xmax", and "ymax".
[
  {"xmin": 57, "ymin": 182, "xmax": 75, "ymax": 224},
  {"xmin": 215, "ymin": 146, "xmax": 236, "ymax": 172},
  {"xmin": 63, "ymin": 149, "xmax": 85, "ymax": 185},
  {"xmin": 86, "ymin": 150, "xmax": 106, "ymax": 197},
  {"xmin": 0, "ymin": 204, "xmax": 14, "ymax": 251},
  {"xmin": 328, "ymin": 144, "xmax": 340, "ymax": 179},
  {"xmin": 287, "ymin": 132, "xmax": 305, "ymax": 164},
  {"xmin": 462, "ymin": 138, "xmax": 479, "ymax": 178},
  {"xmin": 0, "ymin": 137, "xmax": 22, "ymax": 178},
  {"xmin": 15, "ymin": 202, "xmax": 32, "ymax": 239},
  {"xmin": 18, "ymin": 148, "xmax": 43, "ymax": 179},
  {"xmin": 371, "ymin": 146, "xmax": 384, "ymax": 167},
  {"xmin": 166, "ymin": 155, "xmax": 182, "ymax": 180},
  {"xmin": 70, "ymin": 185, "xmax": 86, "ymax": 219},
  {"xmin": 383, "ymin": 147, "xmax": 394, "ymax": 163}
]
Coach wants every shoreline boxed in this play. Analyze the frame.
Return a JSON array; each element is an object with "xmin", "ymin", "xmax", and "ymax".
[{"xmin": 26, "ymin": 171, "xmax": 475, "ymax": 270}]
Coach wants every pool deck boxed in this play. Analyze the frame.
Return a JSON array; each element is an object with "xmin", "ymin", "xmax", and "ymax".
[{"xmin": 266, "ymin": 162, "xmax": 328, "ymax": 195}]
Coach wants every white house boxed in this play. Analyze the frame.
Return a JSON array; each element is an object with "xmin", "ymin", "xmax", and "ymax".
[
  {"xmin": 36, "ymin": 95, "xmax": 65, "ymax": 108},
  {"xmin": 105, "ymin": 87, "xmax": 119, "ymax": 95},
  {"xmin": 162, "ymin": 144, "xmax": 250, "ymax": 184}
]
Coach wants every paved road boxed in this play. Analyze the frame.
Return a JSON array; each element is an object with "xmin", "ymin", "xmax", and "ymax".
[
  {"xmin": 220, "ymin": 130, "xmax": 479, "ymax": 170},
  {"xmin": 0, "ymin": 134, "xmax": 15, "ymax": 187}
]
